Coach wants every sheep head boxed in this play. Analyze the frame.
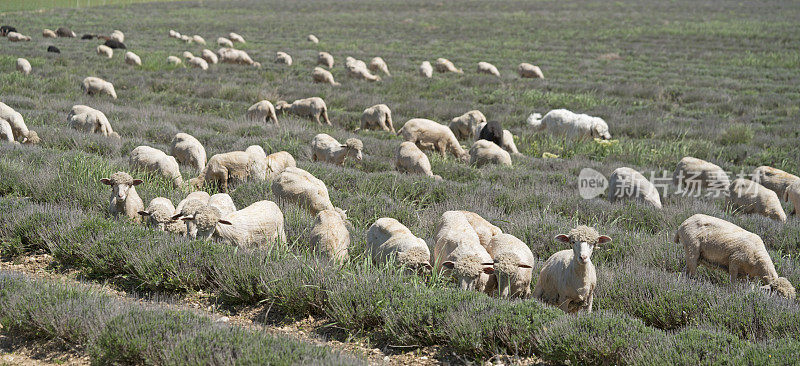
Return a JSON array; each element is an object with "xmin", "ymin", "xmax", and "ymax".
[
  {"xmin": 274, "ymin": 101, "xmax": 288, "ymax": 115},
  {"xmin": 592, "ymin": 118, "xmax": 611, "ymax": 140},
  {"xmin": 23, "ymin": 130, "xmax": 40, "ymax": 144},
  {"xmin": 762, "ymin": 277, "xmax": 796, "ymax": 299},
  {"xmin": 556, "ymin": 225, "xmax": 611, "ymax": 265},
  {"xmin": 182, "ymin": 205, "xmax": 231, "ymax": 240},
  {"xmin": 100, "ymin": 171, "xmax": 142, "ymax": 202},
  {"xmin": 342, "ymin": 138, "xmax": 363, "ymax": 162},
  {"xmin": 442, "ymin": 253, "xmax": 494, "ymax": 292}
]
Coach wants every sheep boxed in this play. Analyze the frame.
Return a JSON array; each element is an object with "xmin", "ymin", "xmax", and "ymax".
[
  {"xmin": 110, "ymin": 30, "xmax": 124, "ymax": 43},
  {"xmin": 449, "ymin": 110, "xmax": 486, "ymax": 140},
  {"xmin": 477, "ymin": 61, "xmax": 500, "ymax": 77},
  {"xmin": 182, "ymin": 51, "xmax": 194, "ymax": 59},
  {"xmin": 672, "ymin": 156, "xmax": 731, "ymax": 193},
  {"xmin": 518, "ymin": 63, "xmax": 544, "ymax": 78},
  {"xmin": 170, "ymin": 133, "xmax": 206, "ymax": 171},
  {"xmin": 317, "ymin": 52, "xmax": 334, "ymax": 68},
  {"xmin": 81, "ymin": 34, "xmax": 96, "ymax": 40},
  {"xmin": 458, "ymin": 210, "xmax": 502, "ymax": 253},
  {"xmin": 192, "ymin": 35, "xmax": 206, "ymax": 44},
  {"xmin": 607, "ymin": 167, "xmax": 663, "ymax": 209},
  {"xmin": 56, "ymin": 27, "xmax": 76, "ymax": 38},
  {"xmin": 246, "ymin": 100, "xmax": 279, "ymax": 125},
  {"xmin": 312, "ymin": 67, "xmax": 340, "ymax": 86},
  {"xmin": 368, "ymin": 57, "xmax": 391, "ymax": 76},
  {"xmin": 172, "ymin": 191, "xmax": 212, "ymax": 237},
  {"xmin": 103, "ymin": 39, "xmax": 126, "ymax": 49},
  {"xmin": 182, "ymin": 200, "xmax": 286, "ymax": 247},
  {"xmin": 433, "ymin": 211, "xmax": 495, "ymax": 293},
  {"xmin": 175, "ymin": 192, "xmax": 211, "ymax": 215},
  {"xmin": 7, "ymin": 32, "xmax": 31, "ymax": 42},
  {"xmin": 228, "ymin": 32, "xmax": 245, "ymax": 43},
  {"xmin": 395, "ymin": 141, "xmax": 441, "ymax": 180},
  {"xmin": 187, "ymin": 56, "xmax": 209, "ymax": 70},
  {"xmin": 469, "ymin": 139, "xmax": 512, "ymax": 167},
  {"xmin": 100, "ymin": 171, "xmax": 144, "ymax": 223},
  {"xmin": 274, "ymin": 51, "xmax": 292, "ymax": 66},
  {"xmin": 217, "ymin": 37, "xmax": 234, "ymax": 47},
  {"xmin": 474, "ymin": 122, "xmax": 520, "ymax": 155},
  {"xmin": 124, "ymin": 51, "xmax": 141, "ymax": 66},
  {"xmin": 42, "ymin": 29, "xmax": 56, "ymax": 38},
  {"xmin": 47, "ymin": 45, "xmax": 60, "ymax": 53},
  {"xmin": 307, "ymin": 34, "xmax": 319, "ymax": 43},
  {"xmin": 167, "ymin": 56, "xmax": 182, "ymax": 65},
  {"xmin": 398, "ymin": 118, "xmax": 468, "ymax": 161},
  {"xmin": 0, "ymin": 102, "xmax": 39, "ymax": 144},
  {"xmin": 752, "ymin": 166, "xmax": 799, "ymax": 199},
  {"xmin": 367, "ymin": 217, "xmax": 431, "ymax": 271},
  {"xmin": 311, "ymin": 134, "xmax": 363, "ymax": 165},
  {"xmin": 346, "ymin": 63, "xmax": 381, "ymax": 82},
  {"xmin": 168, "ymin": 29, "xmax": 179, "ymax": 38},
  {"xmin": 310, "ymin": 209, "xmax": 350, "ymax": 264},
  {"xmin": 201, "ymin": 49, "xmax": 218, "ymax": 64},
  {"xmin": 271, "ymin": 167, "xmax": 344, "ymax": 218},
  {"xmin": 784, "ymin": 180, "xmax": 800, "ymax": 215},
  {"xmin": 477, "ymin": 121, "xmax": 504, "ymax": 147},
  {"xmin": 96, "ymin": 45, "xmax": 113, "ymax": 58},
  {"xmin": 527, "ymin": 109, "xmax": 611, "ymax": 140},
  {"xmin": 81, "ymin": 77, "xmax": 117, "ymax": 99},
  {"xmin": 138, "ymin": 197, "xmax": 185, "ymax": 235},
  {"xmin": 1, "ymin": 120, "xmax": 14, "ymax": 143},
  {"xmin": 419, "ymin": 61, "xmax": 433, "ymax": 78},
  {"xmin": 488, "ymin": 233, "xmax": 534, "ymax": 298},
  {"xmin": 274, "ymin": 97, "xmax": 331, "ymax": 125},
  {"xmin": 344, "ymin": 56, "xmax": 366, "ymax": 70},
  {"xmin": 208, "ymin": 193, "xmax": 237, "ymax": 217},
  {"xmin": 217, "ymin": 48, "xmax": 257, "ymax": 66},
  {"xmin": 129, "ymin": 146, "xmax": 184, "ymax": 188},
  {"xmin": 533, "ymin": 225, "xmax": 612, "ymax": 313},
  {"xmin": 67, "ymin": 104, "xmax": 120, "ymax": 138},
  {"xmin": 358, "ymin": 104, "xmax": 394, "ymax": 133},
  {"xmin": 180, "ymin": 34, "xmax": 192, "ymax": 43},
  {"xmin": 1, "ymin": 26, "xmax": 17, "ymax": 36},
  {"xmin": 435, "ymin": 58, "xmax": 463, "ymax": 73},
  {"xmin": 265, "ymin": 151, "xmax": 297, "ymax": 181},
  {"xmin": 727, "ymin": 178, "xmax": 786, "ymax": 222},
  {"xmin": 189, "ymin": 151, "xmax": 258, "ymax": 192},
  {"xmin": 676, "ymin": 214, "xmax": 795, "ymax": 299}
]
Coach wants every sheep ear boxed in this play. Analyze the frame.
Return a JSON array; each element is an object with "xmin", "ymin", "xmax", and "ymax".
[
  {"xmin": 483, "ymin": 267, "xmax": 495, "ymax": 274},
  {"xmin": 100, "ymin": 178, "xmax": 112, "ymax": 185},
  {"xmin": 138, "ymin": 211, "xmax": 150, "ymax": 216},
  {"xmin": 598, "ymin": 236, "xmax": 612, "ymax": 245},
  {"xmin": 218, "ymin": 219, "xmax": 232, "ymax": 225},
  {"xmin": 132, "ymin": 179, "xmax": 143, "ymax": 186},
  {"xmin": 181, "ymin": 216, "xmax": 194, "ymax": 221},
  {"xmin": 442, "ymin": 261, "xmax": 455, "ymax": 269},
  {"xmin": 555, "ymin": 234, "xmax": 570, "ymax": 243},
  {"xmin": 171, "ymin": 214, "xmax": 183, "ymax": 220},
  {"xmin": 422, "ymin": 263, "xmax": 433, "ymax": 270},
  {"xmin": 518, "ymin": 264, "xmax": 533, "ymax": 269}
]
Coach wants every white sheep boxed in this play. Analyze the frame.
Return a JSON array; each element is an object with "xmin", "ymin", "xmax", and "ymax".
[
  {"xmin": 189, "ymin": 151, "xmax": 258, "ymax": 192},
  {"xmin": 346, "ymin": 63, "xmax": 381, "ymax": 82},
  {"xmin": 228, "ymin": 32, "xmax": 245, "ymax": 43},
  {"xmin": 419, "ymin": 61, "xmax": 433, "ymax": 78},
  {"xmin": 124, "ymin": 51, "xmax": 141, "ymax": 66},
  {"xmin": 167, "ymin": 56, "xmax": 182, "ymax": 65},
  {"xmin": 110, "ymin": 30, "xmax": 124, "ymax": 43},
  {"xmin": 367, "ymin": 217, "xmax": 431, "ymax": 271},
  {"xmin": 469, "ymin": 139, "xmax": 512, "ymax": 167},
  {"xmin": 201, "ymin": 49, "xmax": 218, "ymax": 64},
  {"xmin": 217, "ymin": 37, "xmax": 234, "ymax": 47},
  {"xmin": 100, "ymin": 171, "xmax": 144, "ymax": 223},
  {"xmin": 672, "ymin": 156, "xmax": 730, "ymax": 192},
  {"xmin": 395, "ymin": 141, "xmax": 441, "ymax": 180},
  {"xmin": 312, "ymin": 67, "xmax": 340, "ymax": 86},
  {"xmin": 488, "ymin": 233, "xmax": 534, "ymax": 298},
  {"xmin": 477, "ymin": 61, "xmax": 500, "ymax": 77},
  {"xmin": 368, "ymin": 57, "xmax": 391, "ymax": 76},
  {"xmin": 527, "ymin": 109, "xmax": 611, "ymax": 140},
  {"xmin": 7, "ymin": 32, "xmax": 31, "ymax": 42},
  {"xmin": 188, "ymin": 56, "xmax": 209, "ymax": 70},
  {"xmin": 307, "ymin": 34, "xmax": 319, "ymax": 44},
  {"xmin": 172, "ymin": 191, "xmax": 212, "ymax": 238},
  {"xmin": 217, "ymin": 48, "xmax": 258, "ymax": 66},
  {"xmin": 311, "ymin": 134, "xmax": 363, "ymax": 165},
  {"xmin": 358, "ymin": 104, "xmax": 394, "ymax": 133},
  {"xmin": 518, "ymin": 63, "xmax": 544, "ymax": 78},
  {"xmin": 264, "ymin": 151, "xmax": 297, "ymax": 181},
  {"xmin": 42, "ymin": 29, "xmax": 57, "ymax": 38},
  {"xmin": 310, "ymin": 209, "xmax": 350, "ymax": 264},
  {"xmin": 752, "ymin": 166, "xmax": 799, "ymax": 199},
  {"xmin": 274, "ymin": 51, "xmax": 292, "ymax": 66},
  {"xmin": 533, "ymin": 225, "xmax": 612, "ymax": 313},
  {"xmin": 0, "ymin": 102, "xmax": 39, "ymax": 144},
  {"xmin": 344, "ymin": 56, "xmax": 367, "ymax": 72},
  {"xmin": 433, "ymin": 211, "xmax": 495, "ymax": 293},
  {"xmin": 398, "ymin": 118, "xmax": 468, "ymax": 161},
  {"xmin": 129, "ymin": 146, "xmax": 184, "ymax": 188},
  {"xmin": 182, "ymin": 200, "xmax": 286, "ymax": 247},
  {"xmin": 317, "ymin": 52, "xmax": 334, "ymax": 68},
  {"xmin": 138, "ymin": 197, "xmax": 185, "ymax": 235},
  {"xmin": 435, "ymin": 58, "xmax": 463, "ymax": 73},
  {"xmin": 170, "ymin": 132, "xmax": 207, "ymax": 171},
  {"xmin": 271, "ymin": 167, "xmax": 344, "ymax": 219},
  {"xmin": 449, "ymin": 110, "xmax": 486, "ymax": 140},
  {"xmin": 458, "ymin": 210, "xmax": 502, "ymax": 253},
  {"xmin": 168, "ymin": 30, "xmax": 180, "ymax": 38},
  {"xmin": 607, "ymin": 167, "xmax": 663, "ymax": 209},
  {"xmin": 727, "ymin": 178, "xmax": 786, "ymax": 222},
  {"xmin": 180, "ymin": 34, "xmax": 192, "ymax": 43},
  {"xmin": 81, "ymin": 77, "xmax": 117, "ymax": 99},
  {"xmin": 274, "ymin": 97, "xmax": 331, "ymax": 125},
  {"xmin": 96, "ymin": 45, "xmax": 113, "ymax": 59},
  {"xmin": 16, "ymin": 58, "xmax": 31, "ymax": 75},
  {"xmin": 246, "ymin": 100, "xmax": 279, "ymax": 125},
  {"xmin": 474, "ymin": 122, "xmax": 521, "ymax": 155},
  {"xmin": 67, "ymin": 105, "xmax": 119, "ymax": 139},
  {"xmin": 676, "ymin": 214, "xmax": 795, "ymax": 299},
  {"xmin": 182, "ymin": 51, "xmax": 194, "ymax": 59},
  {"xmin": 192, "ymin": 35, "xmax": 206, "ymax": 44},
  {"xmin": 208, "ymin": 193, "xmax": 237, "ymax": 217},
  {"xmin": 784, "ymin": 180, "xmax": 800, "ymax": 216}
]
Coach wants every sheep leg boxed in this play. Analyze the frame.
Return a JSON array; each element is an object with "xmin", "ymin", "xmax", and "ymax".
[
  {"xmin": 435, "ymin": 141, "xmax": 448, "ymax": 156},
  {"xmin": 728, "ymin": 262, "xmax": 740, "ymax": 283},
  {"xmin": 557, "ymin": 295, "xmax": 572, "ymax": 313},
  {"xmin": 684, "ymin": 243, "xmax": 700, "ymax": 277},
  {"xmin": 321, "ymin": 109, "xmax": 331, "ymax": 126},
  {"xmin": 585, "ymin": 293, "xmax": 594, "ymax": 313},
  {"xmin": 386, "ymin": 115, "xmax": 395, "ymax": 134},
  {"xmin": 270, "ymin": 114, "xmax": 279, "ymax": 126}
]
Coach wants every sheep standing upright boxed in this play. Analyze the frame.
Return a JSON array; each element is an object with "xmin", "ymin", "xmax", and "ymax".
[
  {"xmin": 449, "ymin": 110, "xmax": 486, "ymax": 140},
  {"xmin": 488, "ymin": 233, "xmax": 534, "ymax": 298},
  {"xmin": 727, "ymin": 178, "xmax": 786, "ymax": 222},
  {"xmin": 312, "ymin": 67, "xmax": 339, "ymax": 86},
  {"xmin": 477, "ymin": 62, "xmax": 500, "ymax": 77},
  {"xmin": 97, "ymin": 45, "xmax": 113, "ymax": 58},
  {"xmin": 182, "ymin": 200, "xmax": 286, "ymax": 247},
  {"xmin": 367, "ymin": 217, "xmax": 431, "ymax": 271},
  {"xmin": 228, "ymin": 32, "xmax": 245, "ymax": 43},
  {"xmin": 672, "ymin": 156, "xmax": 730, "ymax": 193},
  {"xmin": 68, "ymin": 105, "xmax": 119, "ymax": 139},
  {"xmin": 274, "ymin": 51, "xmax": 293, "ymax": 66},
  {"xmin": 435, "ymin": 58, "xmax": 463, "ymax": 73},
  {"xmin": 533, "ymin": 226, "xmax": 612, "ymax": 313},
  {"xmin": 395, "ymin": 141, "xmax": 441, "ymax": 180},
  {"xmin": 201, "ymin": 49, "xmax": 218, "ymax": 64},
  {"xmin": 100, "ymin": 172, "xmax": 144, "ymax": 223},
  {"xmin": 129, "ymin": 146, "xmax": 184, "ymax": 188},
  {"xmin": 527, "ymin": 109, "xmax": 611, "ymax": 140},
  {"xmin": 124, "ymin": 51, "xmax": 142, "ymax": 66},
  {"xmin": 433, "ymin": 211, "xmax": 495, "ymax": 293},
  {"xmin": 217, "ymin": 37, "xmax": 233, "ymax": 47},
  {"xmin": 518, "ymin": 63, "xmax": 544, "ymax": 78},
  {"xmin": 0, "ymin": 102, "xmax": 39, "ymax": 144},
  {"xmin": 271, "ymin": 167, "xmax": 345, "ymax": 219},
  {"xmin": 310, "ymin": 209, "xmax": 350, "ymax": 264},
  {"xmin": 307, "ymin": 34, "xmax": 319, "ymax": 44},
  {"xmin": 359, "ymin": 104, "xmax": 394, "ymax": 133},
  {"xmin": 81, "ymin": 77, "xmax": 117, "ymax": 99},
  {"xmin": 398, "ymin": 118, "xmax": 468, "ymax": 161},
  {"xmin": 170, "ymin": 133, "xmax": 206, "ymax": 171},
  {"xmin": 368, "ymin": 57, "xmax": 391, "ymax": 76},
  {"xmin": 190, "ymin": 151, "xmax": 262, "ymax": 192},
  {"xmin": 274, "ymin": 97, "xmax": 331, "ymax": 125},
  {"xmin": 246, "ymin": 100, "xmax": 279, "ymax": 126},
  {"xmin": 310, "ymin": 134, "xmax": 363, "ymax": 165}
]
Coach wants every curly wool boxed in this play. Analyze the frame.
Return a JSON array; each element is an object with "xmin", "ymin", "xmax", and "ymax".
[
  {"xmin": 397, "ymin": 245, "xmax": 430, "ymax": 268},
  {"xmin": 493, "ymin": 252, "xmax": 523, "ymax": 281},
  {"xmin": 569, "ymin": 225, "xmax": 601, "ymax": 244},
  {"xmin": 345, "ymin": 138, "xmax": 363, "ymax": 151},
  {"xmin": 453, "ymin": 253, "xmax": 486, "ymax": 278},
  {"xmin": 193, "ymin": 205, "xmax": 223, "ymax": 231},
  {"xmin": 109, "ymin": 171, "xmax": 134, "ymax": 185},
  {"xmin": 148, "ymin": 203, "xmax": 174, "ymax": 224},
  {"xmin": 770, "ymin": 277, "xmax": 797, "ymax": 299}
]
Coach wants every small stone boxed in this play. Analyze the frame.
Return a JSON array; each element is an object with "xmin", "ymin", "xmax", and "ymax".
[
  {"xmin": 383, "ymin": 356, "xmax": 390, "ymax": 361},
  {"xmin": 215, "ymin": 316, "xmax": 229, "ymax": 323},
  {"xmin": 420, "ymin": 356, "xmax": 428, "ymax": 360}
]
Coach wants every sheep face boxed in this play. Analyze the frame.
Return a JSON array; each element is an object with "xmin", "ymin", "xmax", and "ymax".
[
  {"xmin": 183, "ymin": 206, "xmax": 231, "ymax": 240},
  {"xmin": 762, "ymin": 277, "xmax": 796, "ymax": 299},
  {"xmin": 274, "ymin": 101, "xmax": 288, "ymax": 115},
  {"xmin": 556, "ymin": 226, "xmax": 611, "ymax": 265},
  {"xmin": 442, "ymin": 254, "xmax": 495, "ymax": 292},
  {"xmin": 100, "ymin": 172, "xmax": 142, "ymax": 202},
  {"xmin": 344, "ymin": 138, "xmax": 364, "ymax": 162},
  {"xmin": 592, "ymin": 118, "xmax": 611, "ymax": 140}
]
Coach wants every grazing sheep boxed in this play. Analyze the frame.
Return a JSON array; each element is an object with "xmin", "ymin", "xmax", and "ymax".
[
  {"xmin": 56, "ymin": 27, "xmax": 76, "ymax": 38},
  {"xmin": 180, "ymin": 34, "xmax": 192, "ymax": 43},
  {"xmin": 167, "ymin": 56, "xmax": 182, "ymax": 65},
  {"xmin": 435, "ymin": 58, "xmax": 463, "ymax": 73},
  {"xmin": 42, "ymin": 29, "xmax": 56, "ymax": 38},
  {"xmin": 672, "ymin": 156, "xmax": 731, "ymax": 193},
  {"xmin": 1, "ymin": 120, "xmax": 15, "ymax": 143},
  {"xmin": 67, "ymin": 105, "xmax": 119, "ymax": 138},
  {"xmin": 47, "ymin": 45, "xmax": 60, "ymax": 53},
  {"xmin": 346, "ymin": 63, "xmax": 381, "ymax": 82},
  {"xmin": 527, "ymin": 109, "xmax": 611, "ymax": 140},
  {"xmin": 449, "ymin": 110, "xmax": 486, "ymax": 140},
  {"xmin": 100, "ymin": 171, "xmax": 144, "ymax": 223},
  {"xmin": 271, "ymin": 167, "xmax": 344, "ymax": 218},
  {"xmin": 172, "ymin": 191, "xmax": 212, "ymax": 237},
  {"xmin": 182, "ymin": 200, "xmax": 286, "ymax": 247},
  {"xmin": 312, "ymin": 67, "xmax": 339, "ymax": 86},
  {"xmin": 533, "ymin": 226, "xmax": 612, "ymax": 313},
  {"xmin": 398, "ymin": 118, "xmax": 468, "ymax": 161},
  {"xmin": 474, "ymin": 122, "xmax": 521, "ymax": 155},
  {"xmin": 489, "ymin": 233, "xmax": 534, "ymax": 298},
  {"xmin": 192, "ymin": 35, "xmax": 206, "ymax": 44},
  {"xmin": 307, "ymin": 34, "xmax": 319, "ymax": 43},
  {"xmin": 265, "ymin": 151, "xmax": 297, "ymax": 181},
  {"xmin": 168, "ymin": 29, "xmax": 179, "ymax": 38},
  {"xmin": 129, "ymin": 146, "xmax": 184, "ymax": 188},
  {"xmin": 15, "ymin": 58, "xmax": 31, "ymax": 75},
  {"xmin": 607, "ymin": 167, "xmax": 663, "ymax": 209},
  {"xmin": 752, "ymin": 166, "xmax": 799, "ymax": 199},
  {"xmin": 310, "ymin": 209, "xmax": 350, "ymax": 264},
  {"xmin": 201, "ymin": 49, "xmax": 218, "ymax": 64},
  {"xmin": 81, "ymin": 77, "xmax": 117, "ymax": 99},
  {"xmin": 124, "ymin": 51, "xmax": 141, "ymax": 66},
  {"xmin": 518, "ymin": 63, "xmax": 544, "ymax": 78},
  {"xmin": 0, "ymin": 102, "xmax": 39, "ymax": 144},
  {"xmin": 368, "ymin": 57, "xmax": 391, "ymax": 76},
  {"xmin": 274, "ymin": 51, "xmax": 292, "ymax": 66},
  {"xmin": 228, "ymin": 32, "xmax": 245, "ymax": 43},
  {"xmin": 190, "ymin": 151, "xmax": 258, "ymax": 192},
  {"xmin": 433, "ymin": 211, "xmax": 495, "ymax": 293},
  {"xmin": 458, "ymin": 211, "xmax": 502, "ymax": 253},
  {"xmin": 208, "ymin": 193, "xmax": 237, "ymax": 217},
  {"xmin": 344, "ymin": 56, "xmax": 366, "ymax": 70},
  {"xmin": 784, "ymin": 180, "xmax": 800, "ymax": 215},
  {"xmin": 274, "ymin": 97, "xmax": 331, "ymax": 125},
  {"xmin": 317, "ymin": 52, "xmax": 334, "ymax": 68},
  {"xmin": 110, "ymin": 30, "xmax": 124, "ymax": 43},
  {"xmin": 170, "ymin": 132, "xmax": 207, "ymax": 171},
  {"xmin": 217, "ymin": 48, "xmax": 258, "ymax": 66},
  {"xmin": 188, "ymin": 56, "xmax": 209, "ymax": 70},
  {"xmin": 139, "ymin": 197, "xmax": 185, "ymax": 235},
  {"xmin": 81, "ymin": 34, "xmax": 96, "ymax": 40},
  {"xmin": 311, "ymin": 134, "xmax": 363, "ymax": 165},
  {"xmin": 358, "ymin": 104, "xmax": 394, "ymax": 133},
  {"xmin": 477, "ymin": 121, "xmax": 504, "ymax": 147},
  {"xmin": 103, "ymin": 39, "xmax": 126, "ymax": 49},
  {"xmin": 96, "ymin": 45, "xmax": 113, "ymax": 58},
  {"xmin": 419, "ymin": 61, "xmax": 433, "ymax": 78},
  {"xmin": 1, "ymin": 26, "xmax": 17, "ymax": 36},
  {"xmin": 727, "ymin": 178, "xmax": 786, "ymax": 222},
  {"xmin": 676, "ymin": 214, "xmax": 795, "ymax": 299},
  {"xmin": 395, "ymin": 141, "xmax": 441, "ymax": 180},
  {"xmin": 7, "ymin": 32, "xmax": 31, "ymax": 42},
  {"xmin": 367, "ymin": 217, "xmax": 431, "ymax": 271},
  {"xmin": 246, "ymin": 100, "xmax": 279, "ymax": 125},
  {"xmin": 217, "ymin": 37, "xmax": 233, "ymax": 47},
  {"xmin": 469, "ymin": 139, "xmax": 512, "ymax": 167},
  {"xmin": 477, "ymin": 61, "xmax": 500, "ymax": 77},
  {"xmin": 182, "ymin": 51, "xmax": 194, "ymax": 59}
]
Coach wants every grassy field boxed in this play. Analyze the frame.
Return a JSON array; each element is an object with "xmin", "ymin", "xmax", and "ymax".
[
  {"xmin": 0, "ymin": 0, "xmax": 184, "ymax": 13},
  {"xmin": 1, "ymin": 0, "xmax": 800, "ymax": 364}
]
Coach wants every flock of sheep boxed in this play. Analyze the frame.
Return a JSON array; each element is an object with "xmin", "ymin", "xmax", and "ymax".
[{"xmin": 2, "ymin": 23, "xmax": 797, "ymax": 315}]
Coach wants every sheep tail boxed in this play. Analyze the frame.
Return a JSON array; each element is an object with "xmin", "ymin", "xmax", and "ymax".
[{"xmin": 526, "ymin": 112, "xmax": 543, "ymax": 129}]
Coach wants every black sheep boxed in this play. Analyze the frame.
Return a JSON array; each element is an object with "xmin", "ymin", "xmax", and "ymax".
[
  {"xmin": 47, "ymin": 45, "xmax": 61, "ymax": 53},
  {"xmin": 103, "ymin": 39, "xmax": 126, "ymax": 49},
  {"xmin": 81, "ymin": 34, "xmax": 96, "ymax": 40},
  {"xmin": 0, "ymin": 25, "xmax": 16, "ymax": 36},
  {"xmin": 478, "ymin": 121, "xmax": 504, "ymax": 146}
]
